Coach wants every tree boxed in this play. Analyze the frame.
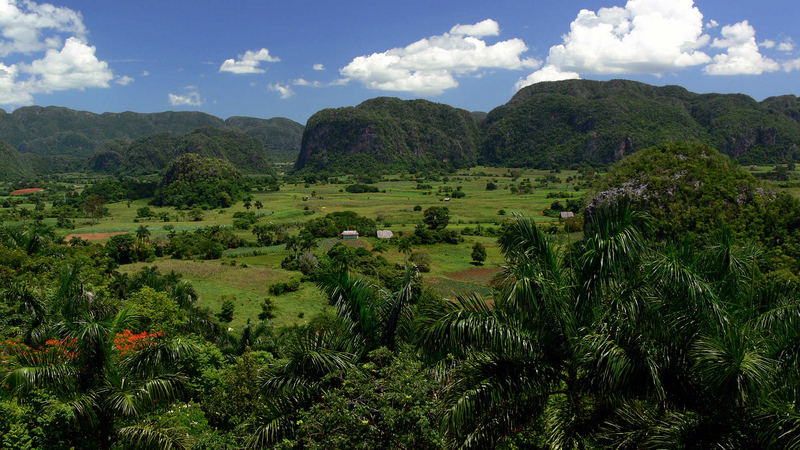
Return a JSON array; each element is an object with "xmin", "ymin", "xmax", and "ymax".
[
  {"xmin": 217, "ymin": 298, "xmax": 235, "ymax": 324},
  {"xmin": 418, "ymin": 204, "xmax": 796, "ymax": 448},
  {"xmin": 1, "ymin": 265, "xmax": 197, "ymax": 449},
  {"xmin": 135, "ymin": 225, "xmax": 150, "ymax": 242},
  {"xmin": 423, "ymin": 206, "xmax": 449, "ymax": 230},
  {"xmin": 471, "ymin": 242, "xmax": 486, "ymax": 265},
  {"xmin": 258, "ymin": 298, "xmax": 277, "ymax": 321},
  {"xmin": 254, "ymin": 200, "xmax": 263, "ymax": 210},
  {"xmin": 82, "ymin": 194, "xmax": 105, "ymax": 224},
  {"xmin": 188, "ymin": 207, "xmax": 204, "ymax": 222},
  {"xmin": 397, "ymin": 237, "xmax": 412, "ymax": 267},
  {"xmin": 136, "ymin": 206, "xmax": 153, "ymax": 219}
]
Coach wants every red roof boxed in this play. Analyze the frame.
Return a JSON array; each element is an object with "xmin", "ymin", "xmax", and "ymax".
[{"xmin": 10, "ymin": 188, "xmax": 44, "ymax": 195}]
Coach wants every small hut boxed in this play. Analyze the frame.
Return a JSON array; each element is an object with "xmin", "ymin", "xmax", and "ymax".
[
  {"xmin": 376, "ymin": 230, "xmax": 394, "ymax": 239},
  {"xmin": 560, "ymin": 211, "xmax": 575, "ymax": 219},
  {"xmin": 340, "ymin": 230, "xmax": 359, "ymax": 240}
]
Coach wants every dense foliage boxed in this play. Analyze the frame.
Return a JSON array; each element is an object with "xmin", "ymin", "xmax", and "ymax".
[
  {"xmin": 152, "ymin": 154, "xmax": 250, "ymax": 209},
  {"xmin": 91, "ymin": 127, "xmax": 277, "ymax": 175},
  {"xmin": 592, "ymin": 142, "xmax": 800, "ymax": 275},
  {"xmin": 296, "ymin": 97, "xmax": 481, "ymax": 173},
  {"xmin": 481, "ymin": 79, "xmax": 800, "ymax": 168}
]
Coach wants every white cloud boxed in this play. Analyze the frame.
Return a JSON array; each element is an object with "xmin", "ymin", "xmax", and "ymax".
[
  {"xmin": 534, "ymin": 0, "xmax": 711, "ymax": 78},
  {"xmin": 293, "ymin": 77, "xmax": 348, "ymax": 88},
  {"xmin": 293, "ymin": 78, "xmax": 319, "ymax": 87},
  {"xmin": 0, "ymin": 0, "xmax": 86, "ymax": 56},
  {"xmin": 24, "ymin": 37, "xmax": 113, "ymax": 91},
  {"xmin": 168, "ymin": 91, "xmax": 202, "ymax": 106},
  {"xmin": 706, "ymin": 19, "xmax": 719, "ymax": 29},
  {"xmin": 449, "ymin": 18, "xmax": 500, "ymax": 37},
  {"xmin": 704, "ymin": 21, "xmax": 779, "ymax": 75},
  {"xmin": 0, "ymin": 62, "xmax": 33, "ymax": 104},
  {"xmin": 219, "ymin": 48, "xmax": 279, "ymax": 74},
  {"xmin": 777, "ymin": 39, "xmax": 794, "ymax": 52},
  {"xmin": 141, "ymin": 70, "xmax": 149, "ymax": 76},
  {"xmin": 516, "ymin": 65, "xmax": 580, "ymax": 89},
  {"xmin": 0, "ymin": 0, "xmax": 116, "ymax": 107},
  {"xmin": 313, "ymin": 63, "xmax": 325, "ymax": 71},
  {"xmin": 783, "ymin": 58, "xmax": 800, "ymax": 72},
  {"xmin": 340, "ymin": 19, "xmax": 538, "ymax": 95},
  {"xmin": 268, "ymin": 82, "xmax": 293, "ymax": 99},
  {"xmin": 760, "ymin": 39, "xmax": 776, "ymax": 49},
  {"xmin": 115, "ymin": 75, "xmax": 134, "ymax": 85}
]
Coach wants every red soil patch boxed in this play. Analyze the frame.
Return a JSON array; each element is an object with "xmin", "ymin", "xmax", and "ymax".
[
  {"xmin": 11, "ymin": 187, "xmax": 44, "ymax": 195},
  {"xmin": 445, "ymin": 267, "xmax": 501, "ymax": 285},
  {"xmin": 64, "ymin": 232, "xmax": 128, "ymax": 243}
]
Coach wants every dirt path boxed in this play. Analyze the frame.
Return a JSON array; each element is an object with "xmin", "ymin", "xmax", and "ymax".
[{"xmin": 63, "ymin": 231, "xmax": 128, "ymax": 242}]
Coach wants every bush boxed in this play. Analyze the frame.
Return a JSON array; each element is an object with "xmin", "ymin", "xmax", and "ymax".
[
  {"xmin": 409, "ymin": 251, "xmax": 431, "ymax": 272},
  {"xmin": 345, "ymin": 184, "xmax": 379, "ymax": 193},
  {"xmin": 269, "ymin": 278, "xmax": 301, "ymax": 296}
]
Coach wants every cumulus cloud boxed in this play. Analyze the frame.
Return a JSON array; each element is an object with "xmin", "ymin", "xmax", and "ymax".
[
  {"xmin": 777, "ymin": 39, "xmax": 794, "ymax": 53},
  {"xmin": 168, "ymin": 91, "xmax": 202, "ymax": 106},
  {"xmin": 522, "ymin": 0, "xmax": 710, "ymax": 87},
  {"xmin": 518, "ymin": 0, "xmax": 795, "ymax": 90},
  {"xmin": 141, "ymin": 70, "xmax": 149, "ymax": 76},
  {"xmin": 0, "ymin": 0, "xmax": 116, "ymax": 107},
  {"xmin": 449, "ymin": 18, "xmax": 500, "ymax": 37},
  {"xmin": 219, "ymin": 48, "xmax": 279, "ymax": 74},
  {"xmin": 268, "ymin": 82, "xmax": 293, "ymax": 99},
  {"xmin": 704, "ymin": 21, "xmax": 779, "ymax": 75},
  {"xmin": 25, "ymin": 37, "xmax": 113, "ymax": 91},
  {"xmin": 313, "ymin": 63, "xmax": 325, "ymax": 71},
  {"xmin": 340, "ymin": 19, "xmax": 538, "ymax": 95},
  {"xmin": 0, "ymin": 0, "xmax": 86, "ymax": 56},
  {"xmin": 515, "ymin": 65, "xmax": 580, "ymax": 89}
]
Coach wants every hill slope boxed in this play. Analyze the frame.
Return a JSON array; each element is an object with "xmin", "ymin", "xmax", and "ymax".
[
  {"xmin": 0, "ymin": 140, "xmax": 30, "ymax": 180},
  {"xmin": 0, "ymin": 106, "xmax": 304, "ymax": 163},
  {"xmin": 296, "ymin": 97, "xmax": 481, "ymax": 172},
  {"xmin": 90, "ymin": 127, "xmax": 275, "ymax": 175},
  {"xmin": 481, "ymin": 79, "xmax": 800, "ymax": 168}
]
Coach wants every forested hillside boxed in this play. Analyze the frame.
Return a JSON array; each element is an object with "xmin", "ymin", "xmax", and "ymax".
[
  {"xmin": 296, "ymin": 97, "xmax": 481, "ymax": 173},
  {"xmin": 297, "ymin": 80, "xmax": 800, "ymax": 173},
  {"xmin": 90, "ymin": 127, "xmax": 275, "ymax": 175},
  {"xmin": 481, "ymin": 79, "xmax": 800, "ymax": 167},
  {"xmin": 0, "ymin": 106, "xmax": 303, "ymax": 178}
]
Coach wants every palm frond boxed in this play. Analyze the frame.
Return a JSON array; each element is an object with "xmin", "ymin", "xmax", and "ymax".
[
  {"xmin": 116, "ymin": 424, "xmax": 191, "ymax": 450},
  {"xmin": 417, "ymin": 294, "xmax": 535, "ymax": 359},
  {"xmin": 440, "ymin": 354, "xmax": 555, "ymax": 448}
]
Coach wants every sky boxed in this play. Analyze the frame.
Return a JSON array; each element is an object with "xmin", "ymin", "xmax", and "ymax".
[{"xmin": 0, "ymin": 0, "xmax": 798, "ymax": 123}]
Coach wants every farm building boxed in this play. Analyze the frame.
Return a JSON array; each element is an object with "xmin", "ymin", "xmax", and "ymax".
[
  {"xmin": 560, "ymin": 211, "xmax": 575, "ymax": 219},
  {"xmin": 376, "ymin": 230, "xmax": 394, "ymax": 239},
  {"xmin": 340, "ymin": 230, "xmax": 359, "ymax": 239}
]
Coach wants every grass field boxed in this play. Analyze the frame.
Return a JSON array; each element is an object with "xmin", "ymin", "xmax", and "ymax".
[{"xmin": 7, "ymin": 164, "xmax": 800, "ymax": 330}]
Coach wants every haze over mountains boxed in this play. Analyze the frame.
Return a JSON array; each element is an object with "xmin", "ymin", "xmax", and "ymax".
[
  {"xmin": 0, "ymin": 107, "xmax": 304, "ymax": 178},
  {"xmin": 1, "ymin": 79, "xmax": 800, "ymax": 180}
]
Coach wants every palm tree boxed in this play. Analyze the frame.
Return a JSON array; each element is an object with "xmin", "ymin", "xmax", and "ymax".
[
  {"xmin": 244, "ymin": 266, "xmax": 418, "ymax": 447},
  {"xmin": 418, "ymin": 204, "xmax": 800, "ymax": 448},
  {"xmin": 398, "ymin": 236, "xmax": 412, "ymax": 267},
  {"xmin": 135, "ymin": 224, "xmax": 151, "ymax": 243},
  {"xmin": 1, "ymin": 264, "xmax": 197, "ymax": 449}
]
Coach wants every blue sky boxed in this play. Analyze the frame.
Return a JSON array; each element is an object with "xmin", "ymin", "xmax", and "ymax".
[{"xmin": 0, "ymin": 0, "xmax": 798, "ymax": 123}]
